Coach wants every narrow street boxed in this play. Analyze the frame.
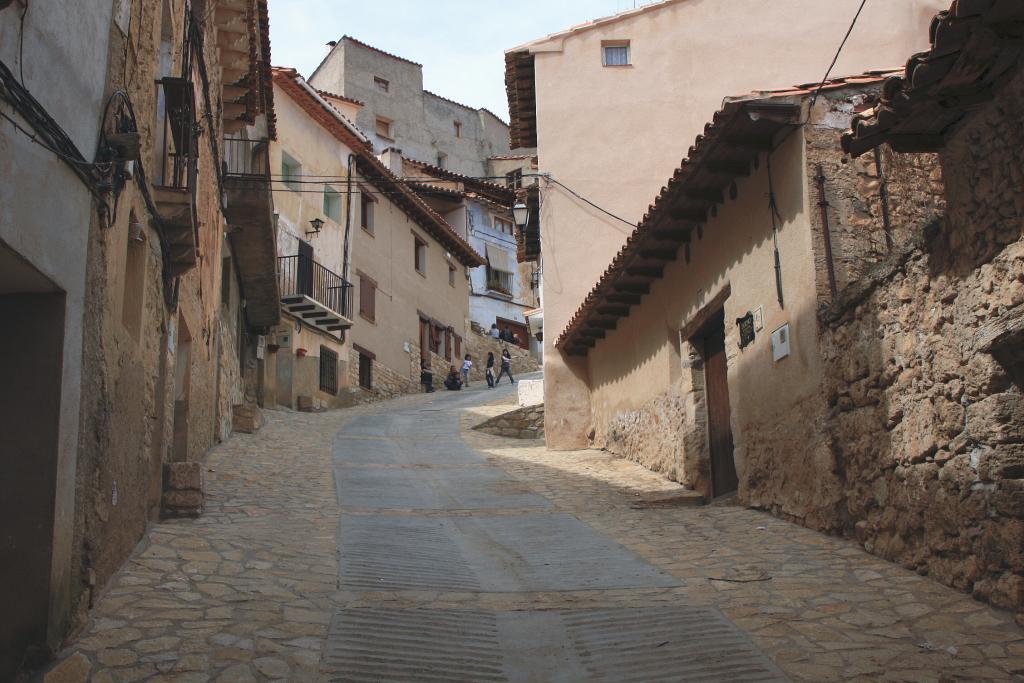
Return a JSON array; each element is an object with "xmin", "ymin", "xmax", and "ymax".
[{"xmin": 44, "ymin": 381, "xmax": 1023, "ymax": 683}]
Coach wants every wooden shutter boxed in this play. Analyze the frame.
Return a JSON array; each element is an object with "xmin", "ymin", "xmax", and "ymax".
[{"xmin": 359, "ymin": 274, "xmax": 375, "ymax": 322}]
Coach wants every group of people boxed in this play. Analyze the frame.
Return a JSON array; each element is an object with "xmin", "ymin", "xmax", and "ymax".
[
  {"xmin": 489, "ymin": 323, "xmax": 522, "ymax": 347},
  {"xmin": 420, "ymin": 349, "xmax": 515, "ymax": 393}
]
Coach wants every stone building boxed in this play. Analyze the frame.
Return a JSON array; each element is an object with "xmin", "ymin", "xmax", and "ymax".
[
  {"xmin": 309, "ymin": 35, "xmax": 510, "ymax": 177},
  {"xmin": 1, "ymin": 0, "xmax": 277, "ymax": 676},
  {"xmin": 556, "ymin": 0, "xmax": 1024, "ymax": 619},
  {"xmin": 0, "ymin": 1, "xmax": 115, "ymax": 676},
  {"xmin": 504, "ymin": 0, "xmax": 949, "ymax": 449},
  {"xmin": 269, "ymin": 68, "xmax": 485, "ymax": 403}
]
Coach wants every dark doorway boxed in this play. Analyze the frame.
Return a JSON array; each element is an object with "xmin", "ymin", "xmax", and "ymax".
[
  {"xmin": 297, "ymin": 239, "xmax": 314, "ymax": 298},
  {"xmin": 171, "ymin": 314, "xmax": 193, "ymax": 462},
  {"xmin": 419, "ymin": 316, "xmax": 430, "ymax": 365},
  {"xmin": 697, "ymin": 309, "xmax": 738, "ymax": 498},
  {"xmin": 0, "ymin": 288, "xmax": 66, "ymax": 680}
]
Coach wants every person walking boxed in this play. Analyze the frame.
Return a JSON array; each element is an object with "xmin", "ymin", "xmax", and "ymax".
[
  {"xmin": 496, "ymin": 348, "xmax": 514, "ymax": 384},
  {"xmin": 485, "ymin": 352, "xmax": 496, "ymax": 388},
  {"xmin": 461, "ymin": 354, "xmax": 473, "ymax": 386}
]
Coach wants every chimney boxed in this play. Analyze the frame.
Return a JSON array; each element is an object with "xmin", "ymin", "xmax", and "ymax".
[{"xmin": 378, "ymin": 147, "xmax": 404, "ymax": 176}]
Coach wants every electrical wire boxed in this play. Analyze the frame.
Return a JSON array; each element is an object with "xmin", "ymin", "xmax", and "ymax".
[
  {"xmin": 810, "ymin": 0, "xmax": 868, "ymax": 108},
  {"xmin": 545, "ymin": 176, "xmax": 637, "ymax": 232}
]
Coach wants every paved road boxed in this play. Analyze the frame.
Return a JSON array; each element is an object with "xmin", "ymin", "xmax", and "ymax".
[
  {"xmin": 324, "ymin": 382, "xmax": 787, "ymax": 682},
  {"xmin": 41, "ymin": 380, "xmax": 1024, "ymax": 682}
]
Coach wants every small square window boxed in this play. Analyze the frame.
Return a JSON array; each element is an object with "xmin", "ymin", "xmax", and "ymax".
[
  {"xmin": 281, "ymin": 151, "xmax": 302, "ymax": 191},
  {"xmin": 373, "ymin": 76, "xmax": 389, "ymax": 93},
  {"xmin": 436, "ymin": 152, "xmax": 448, "ymax": 169},
  {"xmin": 602, "ymin": 41, "xmax": 630, "ymax": 67},
  {"xmin": 494, "ymin": 216, "xmax": 513, "ymax": 235},
  {"xmin": 453, "ymin": 121, "xmax": 462, "ymax": 138},
  {"xmin": 323, "ymin": 186, "xmax": 342, "ymax": 222},
  {"xmin": 375, "ymin": 116, "xmax": 393, "ymax": 140},
  {"xmin": 414, "ymin": 235, "xmax": 427, "ymax": 274},
  {"xmin": 505, "ymin": 169, "xmax": 522, "ymax": 189},
  {"xmin": 360, "ymin": 190, "xmax": 375, "ymax": 234}
]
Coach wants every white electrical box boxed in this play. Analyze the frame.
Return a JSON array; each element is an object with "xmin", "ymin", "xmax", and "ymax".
[
  {"xmin": 753, "ymin": 305, "xmax": 764, "ymax": 331},
  {"xmin": 771, "ymin": 323, "xmax": 791, "ymax": 362}
]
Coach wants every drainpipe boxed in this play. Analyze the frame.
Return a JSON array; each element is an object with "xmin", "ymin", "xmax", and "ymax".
[
  {"xmin": 814, "ymin": 164, "xmax": 838, "ymax": 300},
  {"xmin": 340, "ymin": 153, "xmax": 355, "ymax": 344}
]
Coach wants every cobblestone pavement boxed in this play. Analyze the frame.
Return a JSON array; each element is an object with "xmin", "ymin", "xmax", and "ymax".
[{"xmin": 44, "ymin": 381, "xmax": 1024, "ymax": 682}]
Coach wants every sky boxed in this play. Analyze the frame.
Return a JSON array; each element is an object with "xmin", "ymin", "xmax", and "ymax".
[{"xmin": 266, "ymin": 0, "xmax": 657, "ymax": 121}]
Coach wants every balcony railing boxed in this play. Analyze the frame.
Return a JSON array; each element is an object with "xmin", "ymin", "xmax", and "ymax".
[
  {"xmin": 279, "ymin": 255, "xmax": 353, "ymax": 320},
  {"xmin": 223, "ymin": 137, "xmax": 270, "ymax": 178},
  {"xmin": 155, "ymin": 77, "xmax": 197, "ymax": 191}
]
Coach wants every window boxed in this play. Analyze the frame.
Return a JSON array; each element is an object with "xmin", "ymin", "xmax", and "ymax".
[
  {"xmin": 319, "ymin": 346, "xmax": 338, "ymax": 395},
  {"xmin": 487, "ymin": 266, "xmax": 514, "ymax": 295},
  {"xmin": 373, "ymin": 76, "xmax": 389, "ymax": 93},
  {"xmin": 281, "ymin": 151, "xmax": 302, "ymax": 190},
  {"xmin": 359, "ymin": 273, "xmax": 376, "ymax": 323},
  {"xmin": 360, "ymin": 190, "xmax": 375, "ymax": 234},
  {"xmin": 375, "ymin": 116, "xmax": 393, "ymax": 140},
  {"xmin": 436, "ymin": 152, "xmax": 447, "ymax": 169},
  {"xmin": 358, "ymin": 351, "xmax": 372, "ymax": 389},
  {"xmin": 453, "ymin": 121, "xmax": 462, "ymax": 138},
  {"xmin": 505, "ymin": 169, "xmax": 522, "ymax": 189},
  {"xmin": 432, "ymin": 324, "xmax": 444, "ymax": 355},
  {"xmin": 323, "ymin": 186, "xmax": 342, "ymax": 222},
  {"xmin": 414, "ymin": 235, "xmax": 427, "ymax": 274},
  {"xmin": 448, "ymin": 262, "xmax": 456, "ymax": 287},
  {"xmin": 602, "ymin": 41, "xmax": 631, "ymax": 67},
  {"xmin": 494, "ymin": 216, "xmax": 514, "ymax": 235}
]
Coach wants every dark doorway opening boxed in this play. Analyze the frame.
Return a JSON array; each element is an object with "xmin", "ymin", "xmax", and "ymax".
[
  {"xmin": 695, "ymin": 308, "xmax": 738, "ymax": 498},
  {"xmin": 0, "ymin": 264, "xmax": 66, "ymax": 679}
]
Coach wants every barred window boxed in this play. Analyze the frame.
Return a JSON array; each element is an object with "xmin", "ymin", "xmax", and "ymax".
[
  {"xmin": 319, "ymin": 346, "xmax": 338, "ymax": 395},
  {"xmin": 602, "ymin": 41, "xmax": 631, "ymax": 67}
]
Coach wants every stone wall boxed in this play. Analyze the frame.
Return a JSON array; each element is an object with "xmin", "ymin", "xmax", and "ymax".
[
  {"xmin": 463, "ymin": 330, "xmax": 540, "ymax": 383},
  {"xmin": 473, "ymin": 404, "xmax": 545, "ymax": 439},
  {"xmin": 809, "ymin": 70, "xmax": 1024, "ymax": 618}
]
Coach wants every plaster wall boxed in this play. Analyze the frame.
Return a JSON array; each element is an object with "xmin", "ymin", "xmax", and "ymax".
[
  {"xmin": 588, "ymin": 133, "xmax": 826, "ymax": 500},
  {"xmin": 528, "ymin": 0, "xmax": 948, "ymax": 447},
  {"xmin": 349, "ymin": 190, "xmax": 471, "ymax": 384},
  {"xmin": 0, "ymin": 0, "xmax": 113, "ymax": 663}
]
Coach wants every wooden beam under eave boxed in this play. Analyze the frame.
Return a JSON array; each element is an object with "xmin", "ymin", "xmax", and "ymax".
[
  {"xmin": 580, "ymin": 328, "xmax": 606, "ymax": 339},
  {"xmin": 706, "ymin": 161, "xmax": 751, "ymax": 176},
  {"xmin": 224, "ymin": 102, "xmax": 247, "ymax": 119},
  {"xmin": 669, "ymin": 208, "xmax": 706, "ymax": 223},
  {"xmin": 724, "ymin": 135, "xmax": 775, "ymax": 152},
  {"xmin": 638, "ymin": 248, "xmax": 678, "ymax": 261},
  {"xmin": 596, "ymin": 304, "xmax": 630, "ymax": 317},
  {"xmin": 588, "ymin": 318, "xmax": 618, "ymax": 330},
  {"xmin": 612, "ymin": 281, "xmax": 649, "ymax": 295},
  {"xmin": 223, "ymin": 119, "xmax": 246, "ymax": 134},
  {"xmin": 651, "ymin": 228, "xmax": 689, "ymax": 242},
  {"xmin": 606, "ymin": 292, "xmax": 642, "ymax": 305},
  {"xmin": 685, "ymin": 188, "xmax": 724, "ymax": 204},
  {"xmin": 625, "ymin": 266, "xmax": 663, "ymax": 278}
]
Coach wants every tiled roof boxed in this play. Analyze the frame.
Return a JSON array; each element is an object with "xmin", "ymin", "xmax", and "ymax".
[
  {"xmin": 317, "ymin": 88, "xmax": 364, "ymax": 108},
  {"xmin": 256, "ymin": 0, "xmax": 277, "ymax": 140},
  {"xmin": 842, "ymin": 0, "xmax": 1024, "ymax": 157},
  {"xmin": 339, "ymin": 35, "xmax": 422, "ymax": 67},
  {"xmin": 489, "ymin": 154, "xmax": 536, "ymax": 161},
  {"xmin": 404, "ymin": 157, "xmax": 515, "ymax": 205},
  {"xmin": 556, "ymin": 74, "xmax": 894, "ymax": 355},
  {"xmin": 272, "ymin": 69, "xmax": 484, "ymax": 267}
]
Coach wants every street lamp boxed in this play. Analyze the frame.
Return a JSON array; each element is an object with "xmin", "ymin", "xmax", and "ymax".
[
  {"xmin": 306, "ymin": 217, "xmax": 324, "ymax": 237},
  {"xmin": 512, "ymin": 202, "xmax": 529, "ymax": 228}
]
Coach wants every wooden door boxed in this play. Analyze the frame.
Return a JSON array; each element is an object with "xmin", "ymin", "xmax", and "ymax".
[
  {"xmin": 297, "ymin": 239, "xmax": 313, "ymax": 298},
  {"xmin": 419, "ymin": 318, "xmax": 430, "ymax": 365},
  {"xmin": 701, "ymin": 311, "xmax": 738, "ymax": 497}
]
